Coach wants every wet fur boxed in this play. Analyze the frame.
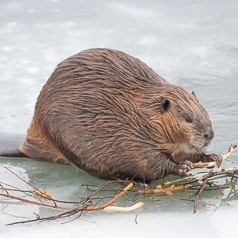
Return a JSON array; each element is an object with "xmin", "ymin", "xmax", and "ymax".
[{"xmin": 20, "ymin": 48, "xmax": 213, "ymax": 183}]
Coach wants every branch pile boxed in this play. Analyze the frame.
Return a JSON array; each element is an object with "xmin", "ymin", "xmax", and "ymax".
[{"xmin": 0, "ymin": 145, "xmax": 237, "ymax": 225}]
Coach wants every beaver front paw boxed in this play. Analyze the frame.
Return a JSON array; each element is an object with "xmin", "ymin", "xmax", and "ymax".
[
  {"xmin": 177, "ymin": 160, "xmax": 194, "ymax": 177},
  {"xmin": 205, "ymin": 154, "xmax": 223, "ymax": 167}
]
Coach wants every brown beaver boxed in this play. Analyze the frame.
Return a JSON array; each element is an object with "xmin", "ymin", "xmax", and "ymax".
[{"xmin": 1, "ymin": 48, "xmax": 221, "ymax": 183}]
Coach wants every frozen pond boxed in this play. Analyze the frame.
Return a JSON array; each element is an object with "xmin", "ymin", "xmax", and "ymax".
[{"xmin": 0, "ymin": 0, "xmax": 238, "ymax": 237}]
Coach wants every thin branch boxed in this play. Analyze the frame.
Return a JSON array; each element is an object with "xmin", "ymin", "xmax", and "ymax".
[
  {"xmin": 193, "ymin": 144, "xmax": 237, "ymax": 169},
  {"xmin": 0, "ymin": 192, "xmax": 72, "ymax": 211},
  {"xmin": 6, "ymin": 183, "xmax": 134, "ymax": 225},
  {"xmin": 193, "ymin": 178, "xmax": 208, "ymax": 213},
  {"xmin": 83, "ymin": 183, "xmax": 133, "ymax": 211}
]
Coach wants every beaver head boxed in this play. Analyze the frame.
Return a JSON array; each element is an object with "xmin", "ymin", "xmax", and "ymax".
[{"xmin": 142, "ymin": 82, "xmax": 213, "ymax": 163}]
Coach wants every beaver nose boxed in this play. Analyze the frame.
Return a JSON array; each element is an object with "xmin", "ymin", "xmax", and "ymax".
[{"xmin": 204, "ymin": 127, "xmax": 214, "ymax": 140}]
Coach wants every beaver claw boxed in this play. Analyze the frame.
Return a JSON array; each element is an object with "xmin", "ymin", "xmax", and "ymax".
[
  {"xmin": 207, "ymin": 154, "xmax": 223, "ymax": 167},
  {"xmin": 177, "ymin": 160, "xmax": 194, "ymax": 177},
  {"xmin": 132, "ymin": 181, "xmax": 149, "ymax": 189}
]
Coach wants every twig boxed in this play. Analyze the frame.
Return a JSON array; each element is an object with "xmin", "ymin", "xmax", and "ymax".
[
  {"xmin": 4, "ymin": 166, "xmax": 52, "ymax": 200},
  {"xmin": 193, "ymin": 144, "xmax": 237, "ymax": 169},
  {"xmin": 137, "ymin": 183, "xmax": 190, "ymax": 196},
  {"xmin": 83, "ymin": 183, "xmax": 133, "ymax": 211},
  {"xmin": 193, "ymin": 179, "xmax": 208, "ymax": 213},
  {"xmin": 104, "ymin": 202, "xmax": 144, "ymax": 212},
  {"xmin": 6, "ymin": 183, "xmax": 134, "ymax": 225},
  {"xmin": 0, "ymin": 192, "xmax": 72, "ymax": 211},
  {"xmin": 7, "ymin": 207, "xmax": 84, "ymax": 226},
  {"xmin": 135, "ymin": 213, "xmax": 139, "ymax": 225},
  {"xmin": 193, "ymin": 168, "xmax": 238, "ymax": 213}
]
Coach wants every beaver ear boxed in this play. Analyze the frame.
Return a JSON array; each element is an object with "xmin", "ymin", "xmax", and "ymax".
[
  {"xmin": 192, "ymin": 90, "xmax": 199, "ymax": 101},
  {"xmin": 161, "ymin": 99, "xmax": 170, "ymax": 112},
  {"xmin": 192, "ymin": 90, "xmax": 197, "ymax": 97}
]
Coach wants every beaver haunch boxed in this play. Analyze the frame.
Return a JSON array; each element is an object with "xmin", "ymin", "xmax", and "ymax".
[{"xmin": 19, "ymin": 48, "xmax": 220, "ymax": 183}]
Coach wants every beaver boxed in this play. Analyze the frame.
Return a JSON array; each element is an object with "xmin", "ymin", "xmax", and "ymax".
[{"xmin": 0, "ymin": 48, "xmax": 221, "ymax": 183}]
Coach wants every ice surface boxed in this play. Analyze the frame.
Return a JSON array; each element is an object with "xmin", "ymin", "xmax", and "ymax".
[
  {"xmin": 1, "ymin": 210, "xmax": 238, "ymax": 238},
  {"xmin": 0, "ymin": 0, "xmax": 238, "ymax": 237}
]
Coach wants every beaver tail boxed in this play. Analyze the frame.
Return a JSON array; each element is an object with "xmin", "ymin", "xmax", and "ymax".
[{"xmin": 0, "ymin": 132, "xmax": 25, "ymax": 157}]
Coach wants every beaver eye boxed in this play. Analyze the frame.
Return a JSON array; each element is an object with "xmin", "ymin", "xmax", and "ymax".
[
  {"xmin": 185, "ymin": 116, "xmax": 193, "ymax": 123},
  {"xmin": 161, "ymin": 99, "xmax": 170, "ymax": 112}
]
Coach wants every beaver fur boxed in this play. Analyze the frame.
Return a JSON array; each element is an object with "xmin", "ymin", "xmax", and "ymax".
[{"xmin": 20, "ymin": 48, "xmax": 219, "ymax": 183}]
